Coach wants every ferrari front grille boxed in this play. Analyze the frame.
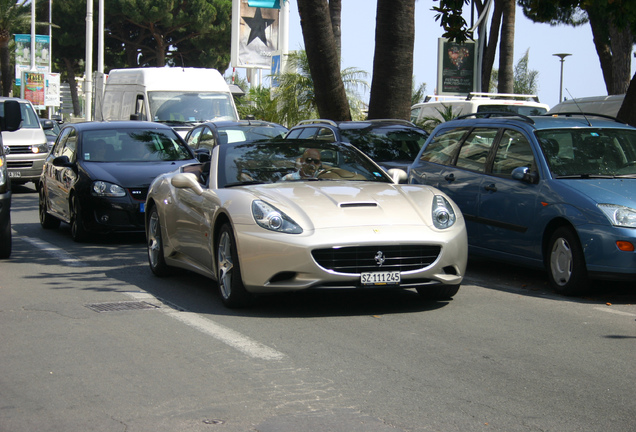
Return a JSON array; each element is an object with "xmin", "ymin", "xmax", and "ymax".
[{"xmin": 312, "ymin": 245, "xmax": 441, "ymax": 274}]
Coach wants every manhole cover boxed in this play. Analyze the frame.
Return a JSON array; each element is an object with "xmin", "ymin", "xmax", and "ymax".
[{"xmin": 85, "ymin": 301, "xmax": 160, "ymax": 313}]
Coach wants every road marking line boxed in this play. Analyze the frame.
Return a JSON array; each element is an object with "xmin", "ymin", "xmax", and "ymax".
[
  {"xmin": 19, "ymin": 236, "xmax": 87, "ymax": 267},
  {"xmin": 593, "ymin": 307, "xmax": 636, "ymax": 317},
  {"xmin": 126, "ymin": 291, "xmax": 285, "ymax": 361}
]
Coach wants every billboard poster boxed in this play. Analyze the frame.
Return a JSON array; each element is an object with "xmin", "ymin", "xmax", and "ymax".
[
  {"xmin": 22, "ymin": 72, "xmax": 46, "ymax": 110},
  {"xmin": 45, "ymin": 73, "xmax": 61, "ymax": 107},
  {"xmin": 437, "ymin": 38, "xmax": 477, "ymax": 96},
  {"xmin": 231, "ymin": 0, "xmax": 280, "ymax": 69},
  {"xmin": 14, "ymin": 34, "xmax": 50, "ymax": 85}
]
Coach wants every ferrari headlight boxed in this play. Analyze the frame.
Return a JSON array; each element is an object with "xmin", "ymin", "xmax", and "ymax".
[
  {"xmin": 432, "ymin": 195, "xmax": 456, "ymax": 229},
  {"xmin": 598, "ymin": 204, "xmax": 636, "ymax": 228},
  {"xmin": 252, "ymin": 200, "xmax": 302, "ymax": 234},
  {"xmin": 92, "ymin": 181, "xmax": 126, "ymax": 197},
  {"xmin": 31, "ymin": 143, "xmax": 49, "ymax": 154}
]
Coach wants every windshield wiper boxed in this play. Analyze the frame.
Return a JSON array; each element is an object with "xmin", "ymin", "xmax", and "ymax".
[{"xmin": 554, "ymin": 174, "xmax": 616, "ymax": 179}]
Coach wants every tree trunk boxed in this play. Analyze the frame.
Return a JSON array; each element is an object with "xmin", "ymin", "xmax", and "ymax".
[
  {"xmin": 616, "ymin": 72, "xmax": 636, "ymax": 127},
  {"xmin": 497, "ymin": 0, "xmax": 515, "ymax": 94},
  {"xmin": 608, "ymin": 22, "xmax": 632, "ymax": 94},
  {"xmin": 328, "ymin": 0, "xmax": 342, "ymax": 69},
  {"xmin": 587, "ymin": 12, "xmax": 613, "ymax": 94},
  {"xmin": 297, "ymin": 0, "xmax": 350, "ymax": 121},
  {"xmin": 368, "ymin": 0, "xmax": 415, "ymax": 120},
  {"xmin": 480, "ymin": 0, "xmax": 503, "ymax": 93},
  {"xmin": 63, "ymin": 58, "xmax": 82, "ymax": 117},
  {"xmin": 0, "ymin": 37, "xmax": 11, "ymax": 97}
]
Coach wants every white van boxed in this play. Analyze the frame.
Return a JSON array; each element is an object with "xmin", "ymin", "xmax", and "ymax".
[
  {"xmin": 96, "ymin": 67, "xmax": 239, "ymax": 136},
  {"xmin": 549, "ymin": 94, "xmax": 624, "ymax": 117},
  {"xmin": 0, "ymin": 97, "xmax": 48, "ymax": 186},
  {"xmin": 411, "ymin": 92, "xmax": 550, "ymax": 130}
]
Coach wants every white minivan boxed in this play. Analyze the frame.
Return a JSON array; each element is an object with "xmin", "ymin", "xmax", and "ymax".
[
  {"xmin": 411, "ymin": 92, "xmax": 550, "ymax": 130},
  {"xmin": 0, "ymin": 97, "xmax": 48, "ymax": 186},
  {"xmin": 95, "ymin": 67, "xmax": 239, "ymax": 137}
]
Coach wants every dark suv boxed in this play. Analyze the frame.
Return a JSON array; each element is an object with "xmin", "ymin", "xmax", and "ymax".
[
  {"xmin": 408, "ymin": 112, "xmax": 636, "ymax": 295},
  {"xmin": 285, "ymin": 119, "xmax": 429, "ymax": 172}
]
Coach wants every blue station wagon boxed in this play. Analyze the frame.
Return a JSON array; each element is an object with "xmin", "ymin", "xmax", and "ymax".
[{"xmin": 408, "ymin": 112, "xmax": 636, "ymax": 295}]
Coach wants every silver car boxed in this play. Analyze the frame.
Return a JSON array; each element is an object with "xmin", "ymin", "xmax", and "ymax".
[
  {"xmin": 0, "ymin": 97, "xmax": 48, "ymax": 186},
  {"xmin": 145, "ymin": 139, "xmax": 468, "ymax": 308}
]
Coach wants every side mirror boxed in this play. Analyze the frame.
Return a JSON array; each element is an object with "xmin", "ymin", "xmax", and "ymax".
[
  {"xmin": 1, "ymin": 101, "xmax": 22, "ymax": 132},
  {"xmin": 511, "ymin": 167, "xmax": 539, "ymax": 184},
  {"xmin": 387, "ymin": 168, "xmax": 408, "ymax": 184},
  {"xmin": 171, "ymin": 173, "xmax": 204, "ymax": 195},
  {"xmin": 41, "ymin": 119, "xmax": 55, "ymax": 130},
  {"xmin": 52, "ymin": 155, "xmax": 74, "ymax": 167}
]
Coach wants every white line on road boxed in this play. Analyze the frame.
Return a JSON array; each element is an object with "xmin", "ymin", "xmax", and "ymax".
[
  {"xmin": 19, "ymin": 236, "xmax": 87, "ymax": 267},
  {"xmin": 126, "ymin": 292, "xmax": 286, "ymax": 361},
  {"xmin": 593, "ymin": 307, "xmax": 636, "ymax": 317}
]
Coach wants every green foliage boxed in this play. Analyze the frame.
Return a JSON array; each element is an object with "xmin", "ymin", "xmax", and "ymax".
[
  {"xmin": 432, "ymin": 0, "xmax": 472, "ymax": 43},
  {"xmin": 489, "ymin": 48, "xmax": 539, "ymax": 95},
  {"xmin": 414, "ymin": 104, "xmax": 461, "ymax": 133},
  {"xmin": 411, "ymin": 80, "xmax": 428, "ymax": 106}
]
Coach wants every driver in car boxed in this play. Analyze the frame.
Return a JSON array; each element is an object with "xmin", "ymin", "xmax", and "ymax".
[{"xmin": 283, "ymin": 148, "xmax": 323, "ymax": 180}]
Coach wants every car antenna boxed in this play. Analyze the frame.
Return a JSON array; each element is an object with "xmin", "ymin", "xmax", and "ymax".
[{"xmin": 566, "ymin": 88, "xmax": 592, "ymax": 126}]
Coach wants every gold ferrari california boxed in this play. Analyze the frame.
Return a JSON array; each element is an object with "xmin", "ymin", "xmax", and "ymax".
[{"xmin": 145, "ymin": 139, "xmax": 467, "ymax": 308}]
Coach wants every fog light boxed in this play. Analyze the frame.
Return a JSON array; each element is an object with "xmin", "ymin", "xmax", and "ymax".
[{"xmin": 616, "ymin": 241, "xmax": 634, "ymax": 252}]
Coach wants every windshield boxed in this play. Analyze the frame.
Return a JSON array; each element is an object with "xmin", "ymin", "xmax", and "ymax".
[
  {"xmin": 81, "ymin": 128, "xmax": 193, "ymax": 162},
  {"xmin": 0, "ymin": 101, "xmax": 40, "ymax": 128},
  {"xmin": 218, "ymin": 124, "xmax": 288, "ymax": 144},
  {"xmin": 537, "ymin": 128, "xmax": 636, "ymax": 177},
  {"xmin": 149, "ymin": 92, "xmax": 237, "ymax": 123},
  {"xmin": 218, "ymin": 140, "xmax": 392, "ymax": 188},
  {"xmin": 340, "ymin": 126, "xmax": 428, "ymax": 161}
]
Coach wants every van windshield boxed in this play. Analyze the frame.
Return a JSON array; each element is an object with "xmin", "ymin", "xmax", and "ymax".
[
  {"xmin": 149, "ymin": 92, "xmax": 237, "ymax": 124},
  {"xmin": 0, "ymin": 102, "xmax": 40, "ymax": 129}
]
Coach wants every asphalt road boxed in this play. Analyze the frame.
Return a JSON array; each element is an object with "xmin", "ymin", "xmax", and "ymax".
[{"xmin": 2, "ymin": 184, "xmax": 635, "ymax": 432}]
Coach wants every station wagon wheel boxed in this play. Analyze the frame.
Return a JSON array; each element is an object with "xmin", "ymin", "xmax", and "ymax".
[
  {"xmin": 216, "ymin": 223, "xmax": 251, "ymax": 308},
  {"xmin": 70, "ymin": 195, "xmax": 89, "ymax": 242},
  {"xmin": 39, "ymin": 187, "xmax": 60, "ymax": 229},
  {"xmin": 147, "ymin": 205, "xmax": 172, "ymax": 276},
  {"xmin": 416, "ymin": 284, "xmax": 460, "ymax": 300},
  {"xmin": 547, "ymin": 227, "xmax": 590, "ymax": 296},
  {"xmin": 0, "ymin": 214, "xmax": 11, "ymax": 259}
]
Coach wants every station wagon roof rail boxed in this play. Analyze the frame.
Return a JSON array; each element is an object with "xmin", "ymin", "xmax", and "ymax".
[
  {"xmin": 546, "ymin": 112, "xmax": 626, "ymax": 124},
  {"xmin": 296, "ymin": 119, "xmax": 338, "ymax": 126},
  {"xmin": 423, "ymin": 92, "xmax": 541, "ymax": 103}
]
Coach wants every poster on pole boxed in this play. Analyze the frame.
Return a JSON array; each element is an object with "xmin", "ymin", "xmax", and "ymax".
[
  {"xmin": 437, "ymin": 38, "xmax": 477, "ymax": 96},
  {"xmin": 45, "ymin": 73, "xmax": 61, "ymax": 107},
  {"xmin": 14, "ymin": 34, "xmax": 50, "ymax": 86},
  {"xmin": 231, "ymin": 0, "xmax": 280, "ymax": 69},
  {"xmin": 22, "ymin": 72, "xmax": 46, "ymax": 110}
]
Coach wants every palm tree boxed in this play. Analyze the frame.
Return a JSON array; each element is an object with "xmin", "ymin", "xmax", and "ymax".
[
  {"xmin": 271, "ymin": 50, "xmax": 368, "ymax": 127},
  {"xmin": 414, "ymin": 104, "xmax": 461, "ymax": 133},
  {"xmin": 0, "ymin": 0, "xmax": 30, "ymax": 96}
]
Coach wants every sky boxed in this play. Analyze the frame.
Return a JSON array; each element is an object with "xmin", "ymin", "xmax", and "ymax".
[{"xmin": 241, "ymin": 0, "xmax": 636, "ymax": 111}]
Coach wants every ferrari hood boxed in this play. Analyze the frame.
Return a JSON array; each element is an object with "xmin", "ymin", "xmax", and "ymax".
[{"xmin": 248, "ymin": 181, "xmax": 442, "ymax": 229}]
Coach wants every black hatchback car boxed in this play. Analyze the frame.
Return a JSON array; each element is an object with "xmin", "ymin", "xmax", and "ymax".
[
  {"xmin": 284, "ymin": 119, "xmax": 429, "ymax": 172},
  {"xmin": 39, "ymin": 121, "xmax": 198, "ymax": 241}
]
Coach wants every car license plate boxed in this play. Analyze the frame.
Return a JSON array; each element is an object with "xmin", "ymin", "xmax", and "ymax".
[
  {"xmin": 8, "ymin": 171, "xmax": 21, "ymax": 178},
  {"xmin": 361, "ymin": 271, "xmax": 400, "ymax": 285},
  {"xmin": 140, "ymin": 203, "xmax": 145, "ymax": 213}
]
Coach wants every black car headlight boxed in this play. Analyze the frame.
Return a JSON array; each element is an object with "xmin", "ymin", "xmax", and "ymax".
[
  {"xmin": 252, "ymin": 200, "xmax": 303, "ymax": 234},
  {"xmin": 432, "ymin": 195, "xmax": 456, "ymax": 229},
  {"xmin": 92, "ymin": 181, "xmax": 126, "ymax": 197}
]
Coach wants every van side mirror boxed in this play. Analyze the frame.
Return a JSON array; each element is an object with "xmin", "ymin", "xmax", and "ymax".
[
  {"xmin": 41, "ymin": 119, "xmax": 55, "ymax": 130},
  {"xmin": 1, "ymin": 100, "xmax": 22, "ymax": 132}
]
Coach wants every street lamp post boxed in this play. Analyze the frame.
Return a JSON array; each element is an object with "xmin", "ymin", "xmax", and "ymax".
[{"xmin": 553, "ymin": 53, "xmax": 572, "ymax": 103}]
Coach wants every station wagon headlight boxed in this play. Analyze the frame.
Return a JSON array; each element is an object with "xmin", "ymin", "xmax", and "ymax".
[
  {"xmin": 92, "ymin": 181, "xmax": 126, "ymax": 197},
  {"xmin": 432, "ymin": 195, "xmax": 456, "ymax": 229},
  {"xmin": 598, "ymin": 204, "xmax": 636, "ymax": 228},
  {"xmin": 252, "ymin": 200, "xmax": 303, "ymax": 234}
]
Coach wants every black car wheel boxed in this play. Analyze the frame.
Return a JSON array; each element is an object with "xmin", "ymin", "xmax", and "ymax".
[
  {"xmin": 70, "ymin": 195, "xmax": 89, "ymax": 242},
  {"xmin": 0, "ymin": 214, "xmax": 11, "ymax": 259},
  {"xmin": 416, "ymin": 285, "xmax": 460, "ymax": 300},
  {"xmin": 147, "ymin": 205, "xmax": 172, "ymax": 276},
  {"xmin": 547, "ymin": 227, "xmax": 590, "ymax": 296},
  {"xmin": 39, "ymin": 187, "xmax": 60, "ymax": 229},
  {"xmin": 216, "ymin": 223, "xmax": 251, "ymax": 308}
]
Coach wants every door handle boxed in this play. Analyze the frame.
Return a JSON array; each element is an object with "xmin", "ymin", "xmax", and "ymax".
[{"xmin": 484, "ymin": 183, "xmax": 497, "ymax": 192}]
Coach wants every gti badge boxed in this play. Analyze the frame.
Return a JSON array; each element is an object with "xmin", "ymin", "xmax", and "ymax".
[{"xmin": 374, "ymin": 251, "xmax": 385, "ymax": 267}]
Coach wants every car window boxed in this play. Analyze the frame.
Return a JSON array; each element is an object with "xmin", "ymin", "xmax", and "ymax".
[
  {"xmin": 455, "ymin": 128, "xmax": 499, "ymax": 172},
  {"xmin": 492, "ymin": 129, "xmax": 536, "ymax": 176},
  {"xmin": 199, "ymin": 126, "xmax": 216, "ymax": 149},
  {"xmin": 419, "ymin": 128, "xmax": 469, "ymax": 166},
  {"xmin": 316, "ymin": 127, "xmax": 336, "ymax": 141},
  {"xmin": 186, "ymin": 126, "xmax": 203, "ymax": 147},
  {"xmin": 296, "ymin": 127, "xmax": 319, "ymax": 139},
  {"xmin": 476, "ymin": 104, "xmax": 548, "ymax": 116},
  {"xmin": 52, "ymin": 128, "xmax": 72, "ymax": 157},
  {"xmin": 340, "ymin": 127, "xmax": 428, "ymax": 161},
  {"xmin": 60, "ymin": 129, "xmax": 78, "ymax": 161},
  {"xmin": 285, "ymin": 129, "xmax": 302, "ymax": 139},
  {"xmin": 18, "ymin": 102, "xmax": 41, "ymax": 128}
]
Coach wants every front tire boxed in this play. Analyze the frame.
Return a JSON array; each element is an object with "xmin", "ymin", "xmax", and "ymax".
[
  {"xmin": 70, "ymin": 195, "xmax": 89, "ymax": 242},
  {"xmin": 417, "ymin": 285, "xmax": 460, "ymax": 300},
  {"xmin": 147, "ymin": 206, "xmax": 173, "ymax": 276},
  {"xmin": 0, "ymin": 215, "xmax": 11, "ymax": 259},
  {"xmin": 547, "ymin": 227, "xmax": 590, "ymax": 296},
  {"xmin": 39, "ymin": 187, "xmax": 60, "ymax": 229},
  {"xmin": 217, "ymin": 224, "xmax": 252, "ymax": 308}
]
